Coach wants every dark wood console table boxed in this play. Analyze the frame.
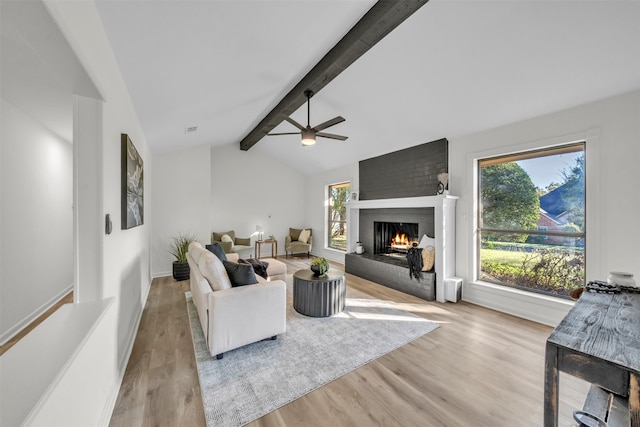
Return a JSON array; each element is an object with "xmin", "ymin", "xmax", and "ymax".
[{"xmin": 544, "ymin": 291, "xmax": 640, "ymax": 426}]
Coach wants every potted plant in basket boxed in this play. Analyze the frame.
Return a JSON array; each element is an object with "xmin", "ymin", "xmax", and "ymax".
[
  {"xmin": 169, "ymin": 233, "xmax": 196, "ymax": 281},
  {"xmin": 310, "ymin": 257, "xmax": 330, "ymax": 276}
]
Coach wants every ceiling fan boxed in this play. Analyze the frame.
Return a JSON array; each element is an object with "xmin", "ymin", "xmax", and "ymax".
[{"xmin": 268, "ymin": 90, "xmax": 348, "ymax": 146}]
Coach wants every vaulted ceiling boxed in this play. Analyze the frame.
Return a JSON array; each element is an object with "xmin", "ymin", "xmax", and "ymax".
[{"xmin": 93, "ymin": 1, "xmax": 640, "ymax": 174}]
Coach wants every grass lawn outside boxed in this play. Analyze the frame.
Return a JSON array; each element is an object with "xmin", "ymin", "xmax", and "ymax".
[{"xmin": 480, "ymin": 246, "xmax": 584, "ymax": 299}]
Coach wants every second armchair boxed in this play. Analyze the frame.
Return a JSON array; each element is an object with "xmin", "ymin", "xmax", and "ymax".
[{"xmin": 285, "ymin": 227, "xmax": 312, "ymax": 258}]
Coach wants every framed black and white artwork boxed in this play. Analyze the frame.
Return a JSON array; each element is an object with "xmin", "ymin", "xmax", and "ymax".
[{"xmin": 121, "ymin": 133, "xmax": 144, "ymax": 229}]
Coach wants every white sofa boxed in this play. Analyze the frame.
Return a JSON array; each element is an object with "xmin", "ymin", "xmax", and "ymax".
[{"xmin": 187, "ymin": 242, "xmax": 287, "ymax": 359}]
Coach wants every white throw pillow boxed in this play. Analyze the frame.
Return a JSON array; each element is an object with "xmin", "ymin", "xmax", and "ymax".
[
  {"xmin": 221, "ymin": 233, "xmax": 234, "ymax": 249},
  {"xmin": 298, "ymin": 229, "xmax": 310, "ymax": 244},
  {"xmin": 418, "ymin": 234, "xmax": 435, "ymax": 249},
  {"xmin": 198, "ymin": 252, "xmax": 232, "ymax": 291}
]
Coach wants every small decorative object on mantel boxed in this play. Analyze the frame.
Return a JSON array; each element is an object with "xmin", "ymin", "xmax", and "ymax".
[
  {"xmin": 310, "ymin": 257, "xmax": 329, "ymax": 276},
  {"xmin": 355, "ymin": 241, "xmax": 364, "ymax": 254},
  {"xmin": 436, "ymin": 172, "xmax": 448, "ymax": 195},
  {"xmin": 169, "ymin": 233, "xmax": 196, "ymax": 281}
]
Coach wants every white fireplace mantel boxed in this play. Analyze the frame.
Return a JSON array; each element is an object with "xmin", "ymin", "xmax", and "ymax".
[{"xmin": 346, "ymin": 194, "xmax": 458, "ymax": 303}]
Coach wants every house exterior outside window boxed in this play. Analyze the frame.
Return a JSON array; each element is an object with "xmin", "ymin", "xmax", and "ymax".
[
  {"xmin": 328, "ymin": 182, "xmax": 350, "ymax": 251},
  {"xmin": 477, "ymin": 143, "xmax": 585, "ymax": 299}
]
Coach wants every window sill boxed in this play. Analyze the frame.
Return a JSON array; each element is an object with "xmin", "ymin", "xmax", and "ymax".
[
  {"xmin": 465, "ymin": 280, "xmax": 574, "ymax": 326},
  {"xmin": 472, "ymin": 280, "xmax": 575, "ymax": 305}
]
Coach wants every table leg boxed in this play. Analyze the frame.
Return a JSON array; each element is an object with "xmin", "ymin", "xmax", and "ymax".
[
  {"xmin": 631, "ymin": 372, "xmax": 640, "ymax": 426},
  {"xmin": 544, "ymin": 342, "xmax": 559, "ymax": 427}
]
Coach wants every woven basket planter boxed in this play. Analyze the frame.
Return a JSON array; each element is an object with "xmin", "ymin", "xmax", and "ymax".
[{"xmin": 172, "ymin": 261, "xmax": 190, "ymax": 281}]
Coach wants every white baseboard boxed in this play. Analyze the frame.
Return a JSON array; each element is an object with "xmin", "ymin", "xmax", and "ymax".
[
  {"xmin": 0, "ymin": 284, "xmax": 73, "ymax": 346},
  {"xmin": 152, "ymin": 270, "xmax": 171, "ymax": 279}
]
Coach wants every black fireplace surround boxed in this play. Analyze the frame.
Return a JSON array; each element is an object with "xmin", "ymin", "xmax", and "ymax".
[{"xmin": 345, "ymin": 138, "xmax": 447, "ymax": 301}]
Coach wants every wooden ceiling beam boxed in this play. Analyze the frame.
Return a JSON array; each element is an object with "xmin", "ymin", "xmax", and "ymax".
[{"xmin": 239, "ymin": 0, "xmax": 429, "ymax": 151}]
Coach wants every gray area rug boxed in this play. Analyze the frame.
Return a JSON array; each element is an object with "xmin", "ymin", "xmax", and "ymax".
[{"xmin": 186, "ymin": 281, "xmax": 438, "ymax": 427}]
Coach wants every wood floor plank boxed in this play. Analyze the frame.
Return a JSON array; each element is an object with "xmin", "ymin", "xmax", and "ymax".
[{"xmin": 109, "ymin": 258, "xmax": 588, "ymax": 427}]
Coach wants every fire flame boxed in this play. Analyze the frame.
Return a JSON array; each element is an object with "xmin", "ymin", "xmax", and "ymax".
[{"xmin": 391, "ymin": 232, "xmax": 410, "ymax": 246}]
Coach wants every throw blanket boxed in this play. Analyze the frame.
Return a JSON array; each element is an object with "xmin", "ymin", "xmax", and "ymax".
[
  {"xmin": 238, "ymin": 258, "xmax": 269, "ymax": 279},
  {"xmin": 406, "ymin": 247, "xmax": 423, "ymax": 281}
]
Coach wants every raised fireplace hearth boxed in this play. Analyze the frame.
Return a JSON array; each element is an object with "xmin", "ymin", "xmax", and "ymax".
[{"xmin": 345, "ymin": 195, "xmax": 457, "ymax": 302}]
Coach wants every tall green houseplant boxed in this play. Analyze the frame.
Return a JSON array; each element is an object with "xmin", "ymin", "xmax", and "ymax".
[{"xmin": 169, "ymin": 233, "xmax": 196, "ymax": 281}]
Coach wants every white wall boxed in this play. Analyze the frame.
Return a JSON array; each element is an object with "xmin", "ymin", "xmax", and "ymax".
[
  {"xmin": 150, "ymin": 142, "xmax": 307, "ymax": 277},
  {"xmin": 211, "ymin": 143, "xmax": 307, "ymax": 252},
  {"xmin": 0, "ymin": 99, "xmax": 73, "ymax": 344},
  {"xmin": 151, "ymin": 145, "xmax": 212, "ymax": 277},
  {"xmin": 0, "ymin": 1, "xmax": 152, "ymax": 425},
  {"xmin": 305, "ymin": 162, "xmax": 358, "ymax": 264},
  {"xmin": 450, "ymin": 90, "xmax": 640, "ymax": 326}
]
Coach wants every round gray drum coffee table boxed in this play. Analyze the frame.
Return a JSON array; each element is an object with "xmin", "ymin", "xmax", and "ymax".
[{"xmin": 293, "ymin": 269, "xmax": 346, "ymax": 317}]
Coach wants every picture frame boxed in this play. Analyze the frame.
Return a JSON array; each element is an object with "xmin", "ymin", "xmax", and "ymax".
[{"xmin": 121, "ymin": 133, "xmax": 144, "ymax": 229}]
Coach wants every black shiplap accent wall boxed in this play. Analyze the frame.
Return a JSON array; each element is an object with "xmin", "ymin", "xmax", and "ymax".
[{"xmin": 358, "ymin": 138, "xmax": 448, "ymax": 200}]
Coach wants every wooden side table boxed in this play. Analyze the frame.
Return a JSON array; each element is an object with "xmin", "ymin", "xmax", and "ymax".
[
  {"xmin": 544, "ymin": 291, "xmax": 640, "ymax": 426},
  {"xmin": 255, "ymin": 239, "xmax": 277, "ymax": 259}
]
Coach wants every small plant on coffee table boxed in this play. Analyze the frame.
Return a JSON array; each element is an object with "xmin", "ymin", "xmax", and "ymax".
[{"xmin": 310, "ymin": 257, "xmax": 329, "ymax": 276}]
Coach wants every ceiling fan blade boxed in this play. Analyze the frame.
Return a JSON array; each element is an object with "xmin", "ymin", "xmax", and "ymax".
[
  {"xmin": 267, "ymin": 132, "xmax": 300, "ymax": 136},
  {"xmin": 312, "ymin": 116, "xmax": 345, "ymax": 132},
  {"xmin": 284, "ymin": 116, "xmax": 306, "ymax": 131},
  {"xmin": 316, "ymin": 132, "xmax": 348, "ymax": 141}
]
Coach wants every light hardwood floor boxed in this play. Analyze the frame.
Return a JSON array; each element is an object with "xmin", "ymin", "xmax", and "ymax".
[{"xmin": 109, "ymin": 257, "xmax": 587, "ymax": 427}]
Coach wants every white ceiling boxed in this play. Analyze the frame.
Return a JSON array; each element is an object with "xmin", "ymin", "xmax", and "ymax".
[{"xmin": 91, "ymin": 1, "xmax": 640, "ymax": 174}]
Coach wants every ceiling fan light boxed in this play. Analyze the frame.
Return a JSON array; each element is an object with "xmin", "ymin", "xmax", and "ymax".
[
  {"xmin": 301, "ymin": 136, "xmax": 316, "ymax": 146},
  {"xmin": 301, "ymin": 129, "xmax": 316, "ymax": 146}
]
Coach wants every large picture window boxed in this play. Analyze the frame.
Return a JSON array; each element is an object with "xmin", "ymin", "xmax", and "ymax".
[
  {"xmin": 478, "ymin": 143, "xmax": 585, "ymax": 299},
  {"xmin": 328, "ymin": 182, "xmax": 350, "ymax": 251}
]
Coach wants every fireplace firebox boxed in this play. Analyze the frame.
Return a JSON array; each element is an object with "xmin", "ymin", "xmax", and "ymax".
[{"xmin": 374, "ymin": 221, "xmax": 419, "ymax": 257}]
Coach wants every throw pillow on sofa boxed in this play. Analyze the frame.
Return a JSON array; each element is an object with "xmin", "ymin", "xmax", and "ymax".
[
  {"xmin": 238, "ymin": 258, "xmax": 269, "ymax": 279},
  {"xmin": 223, "ymin": 260, "xmax": 258, "ymax": 287},
  {"xmin": 205, "ymin": 243, "xmax": 227, "ymax": 261},
  {"xmin": 199, "ymin": 253, "xmax": 232, "ymax": 291}
]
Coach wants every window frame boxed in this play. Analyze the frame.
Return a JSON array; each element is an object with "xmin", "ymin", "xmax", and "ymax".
[
  {"xmin": 327, "ymin": 181, "xmax": 350, "ymax": 252},
  {"xmin": 475, "ymin": 141, "xmax": 587, "ymax": 299}
]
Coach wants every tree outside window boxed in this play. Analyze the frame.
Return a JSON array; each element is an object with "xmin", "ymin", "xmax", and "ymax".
[
  {"xmin": 478, "ymin": 144, "xmax": 585, "ymax": 299},
  {"xmin": 328, "ymin": 182, "xmax": 350, "ymax": 251}
]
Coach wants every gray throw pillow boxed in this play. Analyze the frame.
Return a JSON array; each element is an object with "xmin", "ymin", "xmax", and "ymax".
[
  {"xmin": 222, "ymin": 261, "xmax": 258, "ymax": 287},
  {"xmin": 205, "ymin": 243, "xmax": 227, "ymax": 261}
]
